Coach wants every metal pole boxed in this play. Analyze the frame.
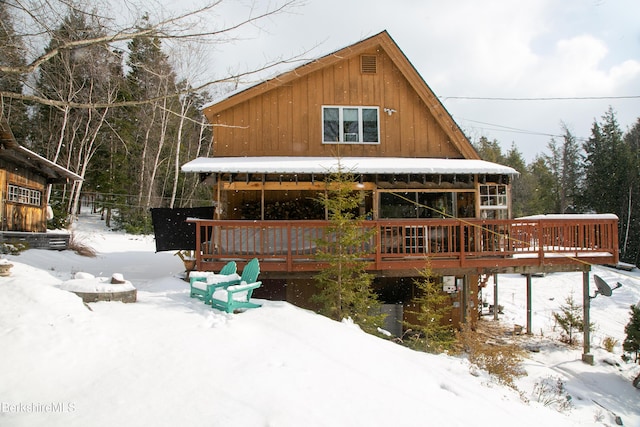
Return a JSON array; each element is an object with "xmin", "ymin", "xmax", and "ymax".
[
  {"xmin": 526, "ymin": 274, "xmax": 532, "ymax": 335},
  {"xmin": 582, "ymin": 269, "xmax": 594, "ymax": 365}
]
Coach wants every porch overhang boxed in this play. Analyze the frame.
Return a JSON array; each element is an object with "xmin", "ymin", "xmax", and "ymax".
[{"xmin": 181, "ymin": 156, "xmax": 519, "ymax": 176}]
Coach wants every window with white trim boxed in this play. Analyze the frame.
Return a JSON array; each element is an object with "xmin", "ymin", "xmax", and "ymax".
[
  {"xmin": 479, "ymin": 184, "xmax": 508, "ymax": 219},
  {"xmin": 322, "ymin": 106, "xmax": 379, "ymax": 144},
  {"xmin": 7, "ymin": 184, "xmax": 42, "ymax": 206}
]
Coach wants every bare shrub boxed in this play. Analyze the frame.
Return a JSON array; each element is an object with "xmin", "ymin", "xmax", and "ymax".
[
  {"xmin": 68, "ymin": 233, "xmax": 97, "ymax": 257},
  {"xmin": 456, "ymin": 323, "xmax": 526, "ymax": 389},
  {"xmin": 532, "ymin": 376, "xmax": 573, "ymax": 412},
  {"xmin": 602, "ymin": 336, "xmax": 618, "ymax": 353}
]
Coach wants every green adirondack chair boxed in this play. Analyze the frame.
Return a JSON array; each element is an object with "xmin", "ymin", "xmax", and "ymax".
[
  {"xmin": 210, "ymin": 258, "xmax": 262, "ymax": 313},
  {"xmin": 210, "ymin": 280, "xmax": 262, "ymax": 313},
  {"xmin": 189, "ymin": 261, "xmax": 238, "ymax": 302}
]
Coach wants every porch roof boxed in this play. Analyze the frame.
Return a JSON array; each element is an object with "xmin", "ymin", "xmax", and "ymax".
[{"xmin": 181, "ymin": 156, "xmax": 519, "ymax": 176}]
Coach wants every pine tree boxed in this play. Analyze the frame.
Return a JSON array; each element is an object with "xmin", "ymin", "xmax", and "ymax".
[
  {"xmin": 526, "ymin": 157, "xmax": 556, "ymax": 214},
  {"xmin": 473, "ymin": 136, "xmax": 505, "ymax": 163},
  {"xmin": 0, "ymin": 2, "xmax": 29, "ymax": 140},
  {"xmin": 579, "ymin": 107, "xmax": 630, "ymax": 216},
  {"xmin": 621, "ymin": 119, "xmax": 640, "ymax": 265},
  {"xmin": 503, "ymin": 144, "xmax": 528, "ymax": 217},
  {"xmin": 312, "ymin": 161, "xmax": 385, "ymax": 334},
  {"xmin": 403, "ymin": 263, "xmax": 456, "ymax": 353},
  {"xmin": 543, "ymin": 124, "xmax": 582, "ymax": 213},
  {"xmin": 553, "ymin": 292, "xmax": 591, "ymax": 345},
  {"xmin": 623, "ymin": 304, "xmax": 640, "ymax": 363}
]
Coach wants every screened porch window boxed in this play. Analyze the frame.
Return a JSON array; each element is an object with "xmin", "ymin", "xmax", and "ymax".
[
  {"xmin": 322, "ymin": 106, "xmax": 379, "ymax": 144},
  {"xmin": 380, "ymin": 192, "xmax": 454, "ymax": 218}
]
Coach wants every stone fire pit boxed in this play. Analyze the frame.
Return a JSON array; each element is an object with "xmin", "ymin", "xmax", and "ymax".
[{"xmin": 60, "ymin": 272, "xmax": 137, "ymax": 303}]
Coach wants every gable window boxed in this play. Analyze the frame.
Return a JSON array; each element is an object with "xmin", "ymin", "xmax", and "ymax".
[
  {"xmin": 8, "ymin": 184, "xmax": 42, "ymax": 207},
  {"xmin": 322, "ymin": 106, "xmax": 379, "ymax": 144}
]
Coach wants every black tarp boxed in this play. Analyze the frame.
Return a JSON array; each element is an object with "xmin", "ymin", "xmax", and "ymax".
[{"xmin": 150, "ymin": 207, "xmax": 215, "ymax": 252}]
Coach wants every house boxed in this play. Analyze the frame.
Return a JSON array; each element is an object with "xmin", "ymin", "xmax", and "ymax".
[
  {"xmin": 0, "ymin": 114, "xmax": 82, "ymax": 249},
  {"xmin": 181, "ymin": 31, "xmax": 618, "ymax": 330}
]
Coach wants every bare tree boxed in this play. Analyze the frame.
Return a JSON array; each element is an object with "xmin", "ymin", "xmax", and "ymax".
[{"xmin": 1, "ymin": 0, "xmax": 306, "ymax": 109}]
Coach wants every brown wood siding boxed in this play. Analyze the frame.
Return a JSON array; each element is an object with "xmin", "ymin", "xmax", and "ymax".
[
  {"xmin": 211, "ymin": 49, "xmax": 463, "ymax": 159},
  {"xmin": 0, "ymin": 160, "xmax": 47, "ymax": 232}
]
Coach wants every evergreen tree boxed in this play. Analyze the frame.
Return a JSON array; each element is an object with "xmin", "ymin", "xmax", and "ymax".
[
  {"xmin": 579, "ymin": 107, "xmax": 629, "ymax": 214},
  {"xmin": 543, "ymin": 124, "xmax": 582, "ymax": 213},
  {"xmin": 312, "ymin": 162, "xmax": 385, "ymax": 334},
  {"xmin": 473, "ymin": 136, "xmax": 505, "ymax": 163},
  {"xmin": 503, "ymin": 144, "xmax": 528, "ymax": 217},
  {"xmin": 553, "ymin": 292, "xmax": 591, "ymax": 345},
  {"xmin": 579, "ymin": 108, "xmax": 634, "ymax": 263},
  {"xmin": 0, "ymin": 2, "xmax": 29, "ymax": 139},
  {"xmin": 621, "ymin": 119, "xmax": 640, "ymax": 265},
  {"xmin": 403, "ymin": 263, "xmax": 456, "ymax": 353},
  {"xmin": 525, "ymin": 157, "xmax": 556, "ymax": 215},
  {"xmin": 118, "ymin": 20, "xmax": 180, "ymax": 232},
  {"xmin": 623, "ymin": 304, "xmax": 640, "ymax": 363}
]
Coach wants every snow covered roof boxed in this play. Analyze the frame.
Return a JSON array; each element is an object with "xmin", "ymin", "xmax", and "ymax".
[
  {"xmin": 181, "ymin": 156, "xmax": 519, "ymax": 176},
  {"xmin": 517, "ymin": 214, "xmax": 619, "ymax": 220}
]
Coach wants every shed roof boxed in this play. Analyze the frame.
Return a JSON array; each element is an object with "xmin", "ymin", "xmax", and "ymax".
[
  {"xmin": 0, "ymin": 115, "xmax": 82, "ymax": 183},
  {"xmin": 182, "ymin": 156, "xmax": 518, "ymax": 176}
]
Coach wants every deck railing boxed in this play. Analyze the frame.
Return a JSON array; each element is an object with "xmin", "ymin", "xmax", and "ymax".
[{"xmin": 187, "ymin": 216, "xmax": 619, "ymax": 274}]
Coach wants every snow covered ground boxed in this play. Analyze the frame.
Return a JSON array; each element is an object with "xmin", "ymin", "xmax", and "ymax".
[{"xmin": 0, "ymin": 213, "xmax": 638, "ymax": 427}]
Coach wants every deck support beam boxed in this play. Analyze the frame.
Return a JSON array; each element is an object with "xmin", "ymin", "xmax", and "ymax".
[
  {"xmin": 493, "ymin": 274, "xmax": 499, "ymax": 321},
  {"xmin": 526, "ymin": 274, "xmax": 532, "ymax": 335},
  {"xmin": 582, "ymin": 269, "xmax": 594, "ymax": 365}
]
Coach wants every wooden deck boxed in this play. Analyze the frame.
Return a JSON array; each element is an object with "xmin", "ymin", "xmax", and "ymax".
[{"xmin": 187, "ymin": 216, "xmax": 619, "ymax": 277}]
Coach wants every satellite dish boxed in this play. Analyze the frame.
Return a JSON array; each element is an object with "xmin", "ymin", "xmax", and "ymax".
[
  {"xmin": 592, "ymin": 275, "xmax": 622, "ymax": 299},
  {"xmin": 594, "ymin": 275, "xmax": 613, "ymax": 297}
]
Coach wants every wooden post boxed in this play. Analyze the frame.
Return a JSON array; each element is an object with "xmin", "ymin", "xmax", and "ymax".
[
  {"xmin": 526, "ymin": 274, "xmax": 532, "ymax": 335},
  {"xmin": 493, "ymin": 273, "xmax": 499, "ymax": 320},
  {"xmin": 461, "ymin": 275, "xmax": 468, "ymax": 325}
]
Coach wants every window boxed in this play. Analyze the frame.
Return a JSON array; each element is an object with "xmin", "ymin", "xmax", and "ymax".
[
  {"xmin": 380, "ymin": 191, "xmax": 454, "ymax": 219},
  {"xmin": 7, "ymin": 184, "xmax": 42, "ymax": 207},
  {"xmin": 479, "ymin": 184, "xmax": 508, "ymax": 219},
  {"xmin": 322, "ymin": 106, "xmax": 379, "ymax": 144}
]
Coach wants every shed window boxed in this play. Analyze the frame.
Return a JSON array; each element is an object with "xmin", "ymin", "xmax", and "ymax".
[
  {"xmin": 322, "ymin": 106, "xmax": 379, "ymax": 144},
  {"xmin": 7, "ymin": 184, "xmax": 42, "ymax": 206}
]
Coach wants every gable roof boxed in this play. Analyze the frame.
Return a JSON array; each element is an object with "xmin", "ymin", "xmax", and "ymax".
[
  {"xmin": 203, "ymin": 30, "xmax": 478, "ymax": 160},
  {"xmin": 0, "ymin": 115, "xmax": 82, "ymax": 183}
]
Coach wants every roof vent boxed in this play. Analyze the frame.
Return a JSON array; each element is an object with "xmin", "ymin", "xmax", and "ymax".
[{"xmin": 360, "ymin": 55, "xmax": 377, "ymax": 74}]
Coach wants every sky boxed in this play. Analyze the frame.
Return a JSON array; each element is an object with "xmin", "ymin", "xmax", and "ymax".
[
  {"xmin": 1, "ymin": 211, "xmax": 639, "ymax": 426},
  {"xmin": 165, "ymin": 0, "xmax": 640, "ymax": 162}
]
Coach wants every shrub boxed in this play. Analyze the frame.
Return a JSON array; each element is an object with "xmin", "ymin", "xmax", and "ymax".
[
  {"xmin": 602, "ymin": 336, "xmax": 618, "ymax": 353},
  {"xmin": 403, "ymin": 263, "xmax": 456, "ymax": 353},
  {"xmin": 1, "ymin": 240, "xmax": 29, "ymax": 255},
  {"xmin": 68, "ymin": 233, "xmax": 97, "ymax": 258},
  {"xmin": 456, "ymin": 323, "xmax": 526, "ymax": 389},
  {"xmin": 532, "ymin": 376, "xmax": 573, "ymax": 412}
]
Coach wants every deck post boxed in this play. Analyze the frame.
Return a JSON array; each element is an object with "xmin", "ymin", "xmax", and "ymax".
[
  {"xmin": 582, "ymin": 269, "xmax": 594, "ymax": 365},
  {"xmin": 493, "ymin": 273, "xmax": 499, "ymax": 320},
  {"xmin": 460, "ymin": 276, "xmax": 468, "ymax": 325},
  {"xmin": 526, "ymin": 274, "xmax": 532, "ymax": 335}
]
